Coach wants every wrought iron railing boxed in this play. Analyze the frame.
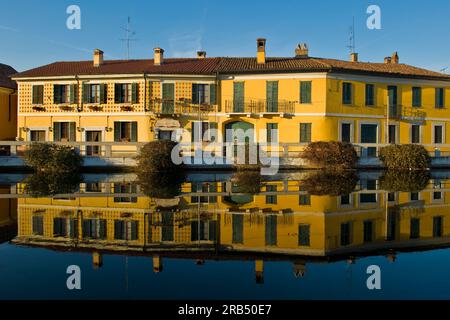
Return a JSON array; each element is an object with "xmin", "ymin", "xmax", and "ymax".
[
  {"xmin": 147, "ymin": 99, "xmax": 218, "ymax": 115},
  {"xmin": 224, "ymin": 100, "xmax": 296, "ymax": 114}
]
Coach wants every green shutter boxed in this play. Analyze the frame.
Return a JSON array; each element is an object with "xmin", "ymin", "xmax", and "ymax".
[
  {"xmin": 33, "ymin": 85, "xmax": 43, "ymax": 104},
  {"xmin": 300, "ymin": 81, "xmax": 312, "ymax": 104},
  {"xmin": 413, "ymin": 87, "xmax": 421, "ymax": 107},
  {"xmin": 267, "ymin": 123, "xmax": 278, "ymax": 143},
  {"xmin": 300, "ymin": 123, "xmax": 312, "ymax": 143},
  {"xmin": 99, "ymin": 84, "xmax": 107, "ymax": 103},
  {"xmin": 69, "ymin": 84, "xmax": 78, "ymax": 104},
  {"xmin": 131, "ymin": 221, "xmax": 138, "ymax": 240},
  {"xmin": 436, "ymin": 88, "xmax": 444, "ymax": 108},
  {"xmin": 210, "ymin": 84, "xmax": 216, "ymax": 104},
  {"xmin": 266, "ymin": 81, "xmax": 278, "ymax": 112},
  {"xmin": 82, "ymin": 84, "xmax": 90, "ymax": 103},
  {"xmin": 131, "ymin": 83, "xmax": 138, "ymax": 104},
  {"xmin": 233, "ymin": 82, "xmax": 244, "ymax": 112},
  {"xmin": 343, "ymin": 83, "xmax": 352, "ymax": 104},
  {"xmin": 131, "ymin": 122, "xmax": 138, "ymax": 142},
  {"xmin": 53, "ymin": 123, "xmax": 60, "ymax": 142},
  {"xmin": 69, "ymin": 122, "xmax": 76, "ymax": 142},
  {"xmin": 54, "ymin": 85, "xmax": 61, "ymax": 104},
  {"xmin": 162, "ymin": 83, "xmax": 175, "ymax": 113},
  {"xmin": 114, "ymin": 84, "xmax": 121, "ymax": 103},
  {"xmin": 114, "ymin": 122, "xmax": 121, "ymax": 142},
  {"xmin": 192, "ymin": 84, "xmax": 199, "ymax": 104}
]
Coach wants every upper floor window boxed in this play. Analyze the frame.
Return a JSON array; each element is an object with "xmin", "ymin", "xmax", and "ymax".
[
  {"xmin": 342, "ymin": 82, "xmax": 353, "ymax": 105},
  {"xmin": 300, "ymin": 81, "xmax": 312, "ymax": 104},
  {"xmin": 114, "ymin": 220, "xmax": 139, "ymax": 241},
  {"xmin": 365, "ymin": 84, "xmax": 375, "ymax": 106},
  {"xmin": 436, "ymin": 88, "xmax": 445, "ymax": 109},
  {"xmin": 54, "ymin": 84, "xmax": 77, "ymax": 104},
  {"xmin": 412, "ymin": 87, "xmax": 422, "ymax": 107},
  {"xmin": 192, "ymin": 84, "xmax": 216, "ymax": 105},
  {"xmin": 32, "ymin": 85, "xmax": 44, "ymax": 105},
  {"xmin": 114, "ymin": 83, "xmax": 138, "ymax": 104},
  {"xmin": 83, "ymin": 83, "xmax": 107, "ymax": 104}
]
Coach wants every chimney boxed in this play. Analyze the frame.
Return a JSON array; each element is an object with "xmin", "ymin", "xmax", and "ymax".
[
  {"xmin": 384, "ymin": 57, "xmax": 392, "ymax": 64},
  {"xmin": 93, "ymin": 49, "xmax": 104, "ymax": 67},
  {"xmin": 256, "ymin": 38, "xmax": 266, "ymax": 64},
  {"xmin": 154, "ymin": 47, "xmax": 164, "ymax": 66},
  {"xmin": 391, "ymin": 52, "xmax": 399, "ymax": 64},
  {"xmin": 350, "ymin": 52, "xmax": 358, "ymax": 62},
  {"xmin": 197, "ymin": 51, "xmax": 207, "ymax": 59},
  {"xmin": 295, "ymin": 43, "xmax": 309, "ymax": 58}
]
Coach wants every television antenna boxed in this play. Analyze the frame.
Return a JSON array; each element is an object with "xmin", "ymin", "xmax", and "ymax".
[
  {"xmin": 120, "ymin": 17, "xmax": 138, "ymax": 60},
  {"xmin": 347, "ymin": 17, "xmax": 356, "ymax": 54}
]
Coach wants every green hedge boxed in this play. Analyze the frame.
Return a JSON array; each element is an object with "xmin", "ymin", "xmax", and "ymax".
[
  {"xmin": 301, "ymin": 141, "xmax": 358, "ymax": 169},
  {"xmin": 379, "ymin": 170, "xmax": 430, "ymax": 192},
  {"xmin": 301, "ymin": 170, "xmax": 358, "ymax": 196},
  {"xmin": 135, "ymin": 140, "xmax": 184, "ymax": 174},
  {"xmin": 379, "ymin": 144, "xmax": 430, "ymax": 170},
  {"xmin": 24, "ymin": 143, "xmax": 83, "ymax": 173}
]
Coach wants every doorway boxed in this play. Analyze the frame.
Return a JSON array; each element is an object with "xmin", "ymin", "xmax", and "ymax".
[{"xmin": 85, "ymin": 131, "xmax": 102, "ymax": 156}]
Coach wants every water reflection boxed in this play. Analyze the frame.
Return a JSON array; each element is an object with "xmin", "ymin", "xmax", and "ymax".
[{"xmin": 0, "ymin": 169, "xmax": 446, "ymax": 284}]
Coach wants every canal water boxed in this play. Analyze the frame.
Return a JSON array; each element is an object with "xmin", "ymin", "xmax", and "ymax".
[{"xmin": 0, "ymin": 170, "xmax": 450, "ymax": 300}]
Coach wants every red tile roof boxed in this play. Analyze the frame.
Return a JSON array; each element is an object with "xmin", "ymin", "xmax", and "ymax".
[
  {"xmin": 0, "ymin": 63, "xmax": 17, "ymax": 89},
  {"xmin": 12, "ymin": 56, "xmax": 450, "ymax": 81}
]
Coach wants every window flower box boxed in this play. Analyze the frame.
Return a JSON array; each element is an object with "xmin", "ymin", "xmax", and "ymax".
[
  {"xmin": 59, "ymin": 105, "xmax": 74, "ymax": 111},
  {"xmin": 32, "ymin": 105, "xmax": 45, "ymax": 111},
  {"xmin": 120, "ymin": 105, "xmax": 133, "ymax": 112},
  {"xmin": 89, "ymin": 105, "xmax": 103, "ymax": 111}
]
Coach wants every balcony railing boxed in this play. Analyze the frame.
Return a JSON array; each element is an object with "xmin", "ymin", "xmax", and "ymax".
[
  {"xmin": 224, "ymin": 100, "xmax": 295, "ymax": 114},
  {"xmin": 148, "ymin": 99, "xmax": 217, "ymax": 115},
  {"xmin": 388, "ymin": 105, "xmax": 426, "ymax": 122}
]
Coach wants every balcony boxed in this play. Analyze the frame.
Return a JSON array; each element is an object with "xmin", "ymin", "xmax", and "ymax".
[
  {"xmin": 224, "ymin": 100, "xmax": 295, "ymax": 116},
  {"xmin": 148, "ymin": 99, "xmax": 218, "ymax": 116},
  {"xmin": 387, "ymin": 105, "xmax": 426, "ymax": 123}
]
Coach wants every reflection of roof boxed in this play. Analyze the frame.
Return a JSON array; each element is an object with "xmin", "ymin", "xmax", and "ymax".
[
  {"xmin": 0, "ymin": 63, "xmax": 17, "ymax": 89},
  {"xmin": 12, "ymin": 57, "xmax": 450, "ymax": 81}
]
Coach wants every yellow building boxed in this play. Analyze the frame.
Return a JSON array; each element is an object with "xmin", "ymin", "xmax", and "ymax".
[
  {"xmin": 11, "ymin": 40, "xmax": 450, "ymax": 157},
  {"xmin": 0, "ymin": 63, "xmax": 17, "ymax": 144}
]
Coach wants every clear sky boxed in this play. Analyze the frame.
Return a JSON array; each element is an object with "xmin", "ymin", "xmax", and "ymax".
[{"xmin": 1, "ymin": 0, "xmax": 449, "ymax": 73}]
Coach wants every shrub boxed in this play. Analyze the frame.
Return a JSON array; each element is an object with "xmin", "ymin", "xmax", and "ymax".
[
  {"xmin": 135, "ymin": 140, "xmax": 185, "ymax": 175},
  {"xmin": 301, "ymin": 141, "xmax": 358, "ymax": 169},
  {"xmin": 301, "ymin": 170, "xmax": 358, "ymax": 196},
  {"xmin": 379, "ymin": 170, "xmax": 430, "ymax": 192},
  {"xmin": 137, "ymin": 172, "xmax": 185, "ymax": 199},
  {"xmin": 232, "ymin": 171, "xmax": 263, "ymax": 194},
  {"xmin": 24, "ymin": 171, "xmax": 82, "ymax": 197},
  {"xmin": 379, "ymin": 144, "xmax": 430, "ymax": 170},
  {"xmin": 24, "ymin": 143, "xmax": 83, "ymax": 173}
]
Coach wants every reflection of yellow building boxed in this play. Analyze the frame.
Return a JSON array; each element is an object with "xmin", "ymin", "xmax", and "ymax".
[
  {"xmin": 13, "ymin": 178, "xmax": 450, "ymax": 283},
  {"xmin": 0, "ymin": 185, "xmax": 17, "ymax": 243},
  {"xmin": 12, "ymin": 40, "xmax": 450, "ymax": 156}
]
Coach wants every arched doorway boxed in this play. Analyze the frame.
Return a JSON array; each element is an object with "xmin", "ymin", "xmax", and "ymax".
[{"xmin": 224, "ymin": 121, "xmax": 255, "ymax": 161}]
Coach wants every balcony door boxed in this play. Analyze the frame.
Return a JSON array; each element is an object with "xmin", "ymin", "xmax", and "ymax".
[
  {"xmin": 388, "ymin": 86, "xmax": 398, "ymax": 116},
  {"xmin": 162, "ymin": 83, "xmax": 175, "ymax": 114}
]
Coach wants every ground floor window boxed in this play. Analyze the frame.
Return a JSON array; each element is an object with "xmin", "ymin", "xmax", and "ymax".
[
  {"xmin": 30, "ymin": 130, "xmax": 46, "ymax": 142},
  {"xmin": 298, "ymin": 224, "xmax": 310, "ymax": 246},
  {"xmin": 388, "ymin": 125, "xmax": 397, "ymax": 144},
  {"xmin": 340, "ymin": 123, "xmax": 352, "ymax": 143},
  {"xmin": 114, "ymin": 121, "xmax": 137, "ymax": 142},
  {"xmin": 434, "ymin": 125, "xmax": 444, "ymax": 144},
  {"xmin": 340, "ymin": 222, "xmax": 352, "ymax": 246},
  {"xmin": 411, "ymin": 125, "xmax": 421, "ymax": 144},
  {"xmin": 53, "ymin": 122, "xmax": 76, "ymax": 142},
  {"xmin": 433, "ymin": 216, "xmax": 443, "ymax": 238}
]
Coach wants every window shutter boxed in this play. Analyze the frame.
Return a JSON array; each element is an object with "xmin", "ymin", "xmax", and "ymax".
[
  {"xmin": 131, "ymin": 221, "xmax": 138, "ymax": 240},
  {"xmin": 300, "ymin": 81, "xmax": 312, "ymax": 104},
  {"xmin": 82, "ymin": 84, "xmax": 90, "ymax": 103},
  {"xmin": 69, "ymin": 122, "xmax": 76, "ymax": 142},
  {"xmin": 114, "ymin": 84, "xmax": 121, "ymax": 103},
  {"xmin": 192, "ymin": 84, "xmax": 199, "ymax": 104},
  {"xmin": 114, "ymin": 122, "xmax": 121, "ymax": 142},
  {"xmin": 69, "ymin": 84, "xmax": 78, "ymax": 104},
  {"xmin": 53, "ymin": 123, "xmax": 60, "ymax": 142},
  {"xmin": 131, "ymin": 83, "xmax": 138, "ymax": 104},
  {"xmin": 192, "ymin": 122, "xmax": 198, "ymax": 142},
  {"xmin": 114, "ymin": 220, "xmax": 121, "ymax": 239},
  {"xmin": 54, "ymin": 85, "xmax": 60, "ymax": 104},
  {"xmin": 70, "ymin": 219, "xmax": 78, "ymax": 238},
  {"xmin": 130, "ymin": 122, "xmax": 138, "ymax": 142},
  {"xmin": 233, "ymin": 82, "xmax": 244, "ymax": 112},
  {"xmin": 99, "ymin": 84, "xmax": 107, "ymax": 103},
  {"xmin": 33, "ymin": 85, "xmax": 43, "ymax": 104},
  {"xmin": 209, "ymin": 122, "xmax": 218, "ymax": 142},
  {"xmin": 32, "ymin": 86, "xmax": 38, "ymax": 104},
  {"xmin": 266, "ymin": 81, "xmax": 278, "ymax": 112},
  {"xmin": 83, "ymin": 220, "xmax": 90, "ymax": 238},
  {"xmin": 99, "ymin": 220, "xmax": 106, "ymax": 239},
  {"xmin": 210, "ymin": 84, "xmax": 216, "ymax": 104}
]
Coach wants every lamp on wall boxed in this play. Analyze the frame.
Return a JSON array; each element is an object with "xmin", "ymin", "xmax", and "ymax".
[
  {"xmin": 21, "ymin": 127, "xmax": 30, "ymax": 132},
  {"xmin": 105, "ymin": 127, "xmax": 113, "ymax": 132},
  {"xmin": 48, "ymin": 127, "xmax": 53, "ymax": 132},
  {"xmin": 77, "ymin": 127, "xmax": 85, "ymax": 133}
]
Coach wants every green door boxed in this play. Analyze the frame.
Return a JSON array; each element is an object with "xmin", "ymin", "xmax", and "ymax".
[
  {"xmin": 224, "ymin": 121, "xmax": 254, "ymax": 161},
  {"xmin": 162, "ymin": 83, "xmax": 175, "ymax": 114},
  {"xmin": 266, "ymin": 81, "xmax": 279, "ymax": 112},
  {"xmin": 233, "ymin": 82, "xmax": 244, "ymax": 112}
]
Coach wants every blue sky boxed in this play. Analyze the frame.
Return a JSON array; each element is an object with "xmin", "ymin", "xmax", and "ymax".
[{"xmin": 1, "ymin": 0, "xmax": 449, "ymax": 73}]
